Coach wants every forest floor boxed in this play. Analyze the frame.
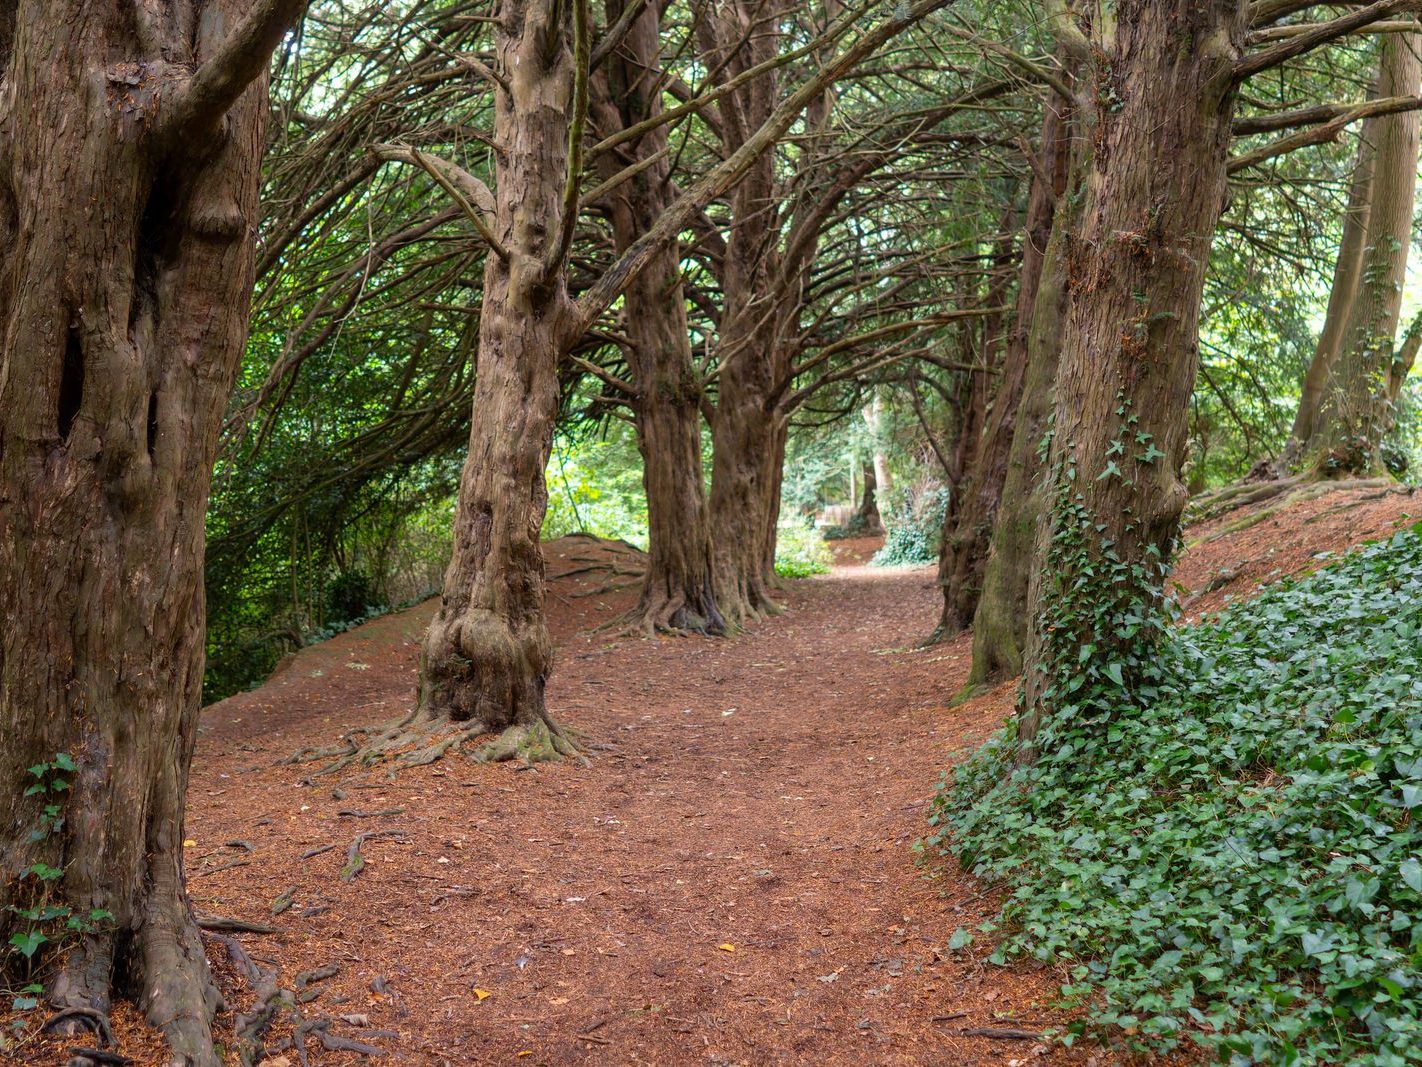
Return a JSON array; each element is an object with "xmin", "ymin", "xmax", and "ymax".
[{"xmin": 5, "ymin": 483, "xmax": 1417, "ymax": 1067}]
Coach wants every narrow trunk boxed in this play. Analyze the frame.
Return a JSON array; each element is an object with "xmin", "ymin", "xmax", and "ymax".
[
  {"xmin": 1309, "ymin": 28, "xmax": 1422, "ymax": 477},
  {"xmin": 411, "ymin": 0, "xmax": 580, "ymax": 762},
  {"xmin": 855, "ymin": 461, "xmax": 884, "ymax": 533},
  {"xmin": 936, "ymin": 114, "xmax": 1065, "ymax": 639},
  {"xmin": 592, "ymin": 0, "xmax": 722, "ymax": 634},
  {"xmin": 1282, "ymin": 118, "xmax": 1377, "ymax": 465},
  {"xmin": 0, "ymin": 0, "xmax": 281, "ymax": 1058},
  {"xmin": 1018, "ymin": 0, "xmax": 1249, "ymax": 749}
]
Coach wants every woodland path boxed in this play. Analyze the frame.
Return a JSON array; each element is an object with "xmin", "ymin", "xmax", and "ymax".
[
  {"xmin": 173, "ymin": 537, "xmax": 1091, "ymax": 1066},
  {"xmin": 14, "ymin": 484, "xmax": 1412, "ymax": 1066}
]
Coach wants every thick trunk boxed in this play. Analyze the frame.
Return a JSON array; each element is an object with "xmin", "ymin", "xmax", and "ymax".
[
  {"xmin": 592, "ymin": 0, "xmax": 722, "ymax": 634},
  {"xmin": 0, "ymin": 0, "xmax": 276, "ymax": 1059},
  {"xmin": 936, "ymin": 113, "xmax": 1066, "ymax": 640},
  {"xmin": 413, "ymin": 0, "xmax": 578, "ymax": 755},
  {"xmin": 1283, "ymin": 121, "xmax": 1377, "ymax": 465},
  {"xmin": 1018, "ymin": 0, "xmax": 1248, "ymax": 748},
  {"xmin": 1308, "ymin": 28, "xmax": 1422, "ymax": 477}
]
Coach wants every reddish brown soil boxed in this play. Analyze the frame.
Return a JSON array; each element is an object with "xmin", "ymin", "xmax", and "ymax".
[{"xmin": 5, "ymin": 485, "xmax": 1414, "ymax": 1066}]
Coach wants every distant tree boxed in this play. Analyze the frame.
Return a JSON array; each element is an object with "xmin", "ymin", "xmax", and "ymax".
[{"xmin": 0, "ymin": 0, "xmax": 304, "ymax": 1059}]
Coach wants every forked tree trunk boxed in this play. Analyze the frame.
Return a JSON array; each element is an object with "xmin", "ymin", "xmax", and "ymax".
[
  {"xmin": 935, "ymin": 117, "xmax": 1065, "ymax": 640},
  {"xmin": 1308, "ymin": 27, "xmax": 1422, "ymax": 477},
  {"xmin": 592, "ymin": 0, "xmax": 723, "ymax": 635},
  {"xmin": 1017, "ymin": 0, "xmax": 1249, "ymax": 749},
  {"xmin": 0, "ymin": 0, "xmax": 296, "ymax": 1059},
  {"xmin": 1282, "ymin": 118, "xmax": 1377, "ymax": 466},
  {"xmin": 409, "ymin": 0, "xmax": 581, "ymax": 763}
]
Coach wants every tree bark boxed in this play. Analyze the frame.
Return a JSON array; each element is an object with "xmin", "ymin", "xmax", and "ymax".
[
  {"xmin": 408, "ymin": 0, "xmax": 582, "ymax": 763},
  {"xmin": 855, "ymin": 461, "xmax": 885, "ymax": 533},
  {"xmin": 1018, "ymin": 0, "xmax": 1250, "ymax": 749},
  {"xmin": 962, "ymin": 94, "xmax": 1077, "ymax": 687},
  {"xmin": 705, "ymin": 0, "xmax": 790, "ymax": 626},
  {"xmin": 591, "ymin": 0, "xmax": 724, "ymax": 635},
  {"xmin": 935, "ymin": 112, "xmax": 1066, "ymax": 640},
  {"xmin": 0, "ymin": 0, "xmax": 293, "ymax": 1059},
  {"xmin": 1308, "ymin": 26, "xmax": 1422, "ymax": 476},
  {"xmin": 1282, "ymin": 113, "xmax": 1377, "ymax": 466}
]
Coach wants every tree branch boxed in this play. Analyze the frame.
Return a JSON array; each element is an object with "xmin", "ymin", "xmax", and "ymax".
[
  {"xmin": 1227, "ymin": 93, "xmax": 1422, "ymax": 171},
  {"xmin": 371, "ymin": 144, "xmax": 508, "ymax": 261},
  {"xmin": 1235, "ymin": 0, "xmax": 1421, "ymax": 82},
  {"xmin": 157, "ymin": 0, "xmax": 310, "ymax": 144}
]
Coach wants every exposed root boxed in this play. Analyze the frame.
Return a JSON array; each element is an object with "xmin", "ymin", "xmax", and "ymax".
[
  {"xmin": 286, "ymin": 704, "xmax": 592, "ymax": 774},
  {"xmin": 471, "ymin": 714, "xmax": 589, "ymax": 767}
]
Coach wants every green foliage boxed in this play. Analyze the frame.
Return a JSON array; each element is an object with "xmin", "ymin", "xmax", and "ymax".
[
  {"xmin": 930, "ymin": 525, "xmax": 1422, "ymax": 1064},
  {"xmin": 5, "ymin": 755, "xmax": 113, "ymax": 979},
  {"xmin": 872, "ymin": 483, "xmax": 946, "ymax": 567},
  {"xmin": 774, "ymin": 520, "xmax": 832, "ymax": 578},
  {"xmin": 543, "ymin": 428, "xmax": 649, "ymax": 547}
]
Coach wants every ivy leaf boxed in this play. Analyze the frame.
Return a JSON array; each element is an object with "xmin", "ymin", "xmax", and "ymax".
[
  {"xmin": 947, "ymin": 928, "xmax": 974, "ymax": 951},
  {"xmin": 1400, "ymin": 859, "xmax": 1422, "ymax": 893}
]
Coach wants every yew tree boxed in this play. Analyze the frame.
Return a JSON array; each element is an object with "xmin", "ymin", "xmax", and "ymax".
[{"xmin": 0, "ymin": 0, "xmax": 304, "ymax": 1060}]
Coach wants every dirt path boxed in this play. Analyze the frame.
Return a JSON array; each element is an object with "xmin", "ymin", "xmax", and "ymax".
[
  {"xmin": 166, "ymin": 539, "xmax": 1083, "ymax": 1066},
  {"xmin": 10, "ymin": 486, "xmax": 1412, "ymax": 1065}
]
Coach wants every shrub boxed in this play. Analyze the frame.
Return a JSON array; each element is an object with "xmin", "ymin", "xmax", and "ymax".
[
  {"xmin": 873, "ymin": 482, "xmax": 946, "ymax": 567},
  {"xmin": 774, "ymin": 520, "xmax": 832, "ymax": 578},
  {"xmin": 928, "ymin": 524, "xmax": 1422, "ymax": 1063}
]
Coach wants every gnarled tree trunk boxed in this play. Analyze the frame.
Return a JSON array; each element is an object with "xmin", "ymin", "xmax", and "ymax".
[
  {"xmin": 592, "ymin": 0, "xmax": 723, "ymax": 635},
  {"xmin": 0, "ymin": 0, "xmax": 298, "ymax": 1059},
  {"xmin": 405, "ymin": 0, "xmax": 581, "ymax": 765},
  {"xmin": 1018, "ymin": 0, "xmax": 1249, "ymax": 749}
]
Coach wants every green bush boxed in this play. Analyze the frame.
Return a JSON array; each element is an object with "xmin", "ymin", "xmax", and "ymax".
[
  {"xmin": 873, "ymin": 484, "xmax": 946, "ymax": 567},
  {"xmin": 930, "ymin": 524, "xmax": 1422, "ymax": 1064},
  {"xmin": 774, "ymin": 520, "xmax": 832, "ymax": 578}
]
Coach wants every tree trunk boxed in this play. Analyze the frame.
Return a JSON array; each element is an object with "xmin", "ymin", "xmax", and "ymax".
[
  {"xmin": 706, "ymin": 2, "xmax": 787, "ymax": 626},
  {"xmin": 407, "ymin": 0, "xmax": 582, "ymax": 764},
  {"xmin": 1018, "ymin": 0, "xmax": 1249, "ymax": 749},
  {"xmin": 962, "ymin": 95, "xmax": 1077, "ymax": 687},
  {"xmin": 1282, "ymin": 116, "xmax": 1377, "ymax": 466},
  {"xmin": 591, "ymin": 0, "xmax": 723, "ymax": 635},
  {"xmin": 855, "ymin": 461, "xmax": 885, "ymax": 533},
  {"xmin": 0, "ymin": 0, "xmax": 291, "ymax": 1059},
  {"xmin": 935, "ymin": 112, "xmax": 1066, "ymax": 640},
  {"xmin": 1308, "ymin": 27, "xmax": 1422, "ymax": 477}
]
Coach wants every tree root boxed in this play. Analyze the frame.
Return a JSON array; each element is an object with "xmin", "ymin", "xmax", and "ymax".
[
  {"xmin": 286, "ymin": 705, "xmax": 590, "ymax": 775},
  {"xmin": 470, "ymin": 716, "xmax": 588, "ymax": 765}
]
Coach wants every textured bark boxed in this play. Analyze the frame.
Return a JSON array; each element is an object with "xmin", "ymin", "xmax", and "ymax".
[
  {"xmin": 414, "ymin": 0, "xmax": 578, "ymax": 747},
  {"xmin": 1309, "ymin": 28, "xmax": 1422, "ymax": 476},
  {"xmin": 591, "ymin": 0, "xmax": 722, "ymax": 635},
  {"xmin": 1282, "ymin": 119, "xmax": 1376, "ymax": 465},
  {"xmin": 0, "ymin": 0, "xmax": 284, "ymax": 1060},
  {"xmin": 1019, "ymin": 0, "xmax": 1250, "ymax": 746},
  {"xmin": 705, "ymin": 0, "xmax": 790, "ymax": 626},
  {"xmin": 963, "ymin": 97, "xmax": 1077, "ymax": 688},
  {"xmin": 935, "ymin": 112, "xmax": 1066, "ymax": 640}
]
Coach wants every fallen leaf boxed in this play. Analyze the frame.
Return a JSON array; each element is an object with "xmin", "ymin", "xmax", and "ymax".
[
  {"xmin": 183, "ymin": 840, "xmax": 197, "ymax": 848},
  {"xmin": 474, "ymin": 988, "xmax": 492, "ymax": 1001},
  {"xmin": 717, "ymin": 943, "xmax": 736, "ymax": 953},
  {"xmin": 517, "ymin": 1053, "xmax": 533, "ymax": 1058}
]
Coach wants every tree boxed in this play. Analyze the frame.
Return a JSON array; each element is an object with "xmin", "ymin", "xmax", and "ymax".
[
  {"xmin": 0, "ymin": 0, "xmax": 304, "ymax": 1060},
  {"xmin": 1015, "ymin": 0, "xmax": 1420, "ymax": 752},
  {"xmin": 1307, "ymin": 27, "xmax": 1422, "ymax": 475}
]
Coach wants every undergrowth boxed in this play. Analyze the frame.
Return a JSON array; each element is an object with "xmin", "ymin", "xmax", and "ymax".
[
  {"xmin": 930, "ymin": 524, "xmax": 1422, "ymax": 1065},
  {"xmin": 774, "ymin": 519, "xmax": 832, "ymax": 578}
]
